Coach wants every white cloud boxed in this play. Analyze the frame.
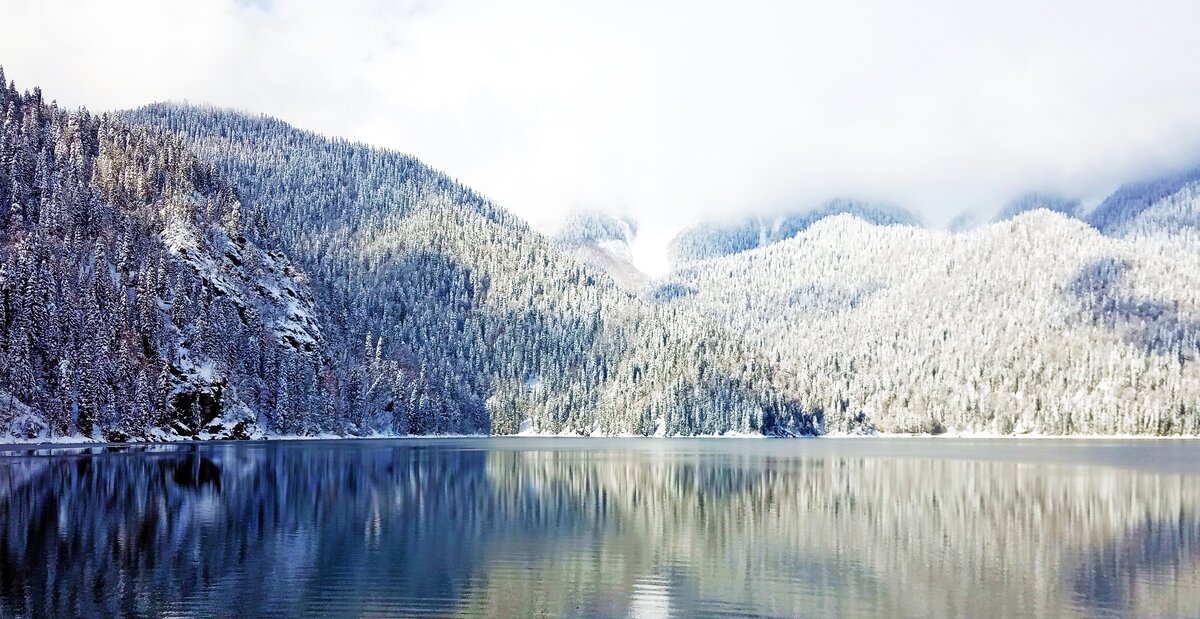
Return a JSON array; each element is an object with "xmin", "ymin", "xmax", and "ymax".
[{"xmin": 3, "ymin": 0, "xmax": 1200, "ymax": 273}]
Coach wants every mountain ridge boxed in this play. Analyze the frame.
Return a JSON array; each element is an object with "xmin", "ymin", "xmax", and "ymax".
[
  {"xmin": 121, "ymin": 99, "xmax": 819, "ymax": 439},
  {"xmin": 1, "ymin": 67, "xmax": 1198, "ymax": 440},
  {"xmin": 656, "ymin": 208, "xmax": 1200, "ymax": 434},
  {"xmin": 667, "ymin": 199, "xmax": 922, "ymax": 267}
]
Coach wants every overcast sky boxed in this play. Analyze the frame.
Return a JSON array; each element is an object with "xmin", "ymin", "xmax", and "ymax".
[{"xmin": 3, "ymin": 0, "xmax": 1200, "ymax": 273}]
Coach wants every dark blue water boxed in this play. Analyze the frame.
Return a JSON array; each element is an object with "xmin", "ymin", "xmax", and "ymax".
[{"xmin": 1, "ymin": 438, "xmax": 1199, "ymax": 618}]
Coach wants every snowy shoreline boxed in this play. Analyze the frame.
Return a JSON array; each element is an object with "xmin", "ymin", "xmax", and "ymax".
[{"xmin": 4, "ymin": 431, "xmax": 1200, "ymax": 449}]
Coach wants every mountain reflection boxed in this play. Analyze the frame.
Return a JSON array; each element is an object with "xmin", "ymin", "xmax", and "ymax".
[{"xmin": 0, "ymin": 440, "xmax": 1198, "ymax": 618}]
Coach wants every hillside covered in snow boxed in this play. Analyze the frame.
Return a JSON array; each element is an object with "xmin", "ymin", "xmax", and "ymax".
[
  {"xmin": 550, "ymin": 211, "xmax": 648, "ymax": 291},
  {"xmin": 1088, "ymin": 167, "xmax": 1200, "ymax": 238},
  {"xmin": 657, "ymin": 210, "xmax": 1200, "ymax": 434},
  {"xmin": 1, "ymin": 65, "xmax": 1198, "ymax": 441},
  {"xmin": 0, "ymin": 69, "xmax": 324, "ymax": 441},
  {"xmin": 0, "ymin": 72, "xmax": 817, "ymax": 442},
  {"xmin": 118, "ymin": 103, "xmax": 814, "ymax": 439},
  {"xmin": 667, "ymin": 199, "xmax": 921, "ymax": 267}
]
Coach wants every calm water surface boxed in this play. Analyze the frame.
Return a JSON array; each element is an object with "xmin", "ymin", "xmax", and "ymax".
[{"xmin": 1, "ymin": 438, "xmax": 1199, "ymax": 618}]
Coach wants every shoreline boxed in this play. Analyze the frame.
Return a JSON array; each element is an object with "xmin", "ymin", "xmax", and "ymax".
[{"xmin": 5, "ymin": 431, "xmax": 1200, "ymax": 450}]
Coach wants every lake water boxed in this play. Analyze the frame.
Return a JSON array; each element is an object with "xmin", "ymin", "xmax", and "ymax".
[{"xmin": 1, "ymin": 438, "xmax": 1198, "ymax": 618}]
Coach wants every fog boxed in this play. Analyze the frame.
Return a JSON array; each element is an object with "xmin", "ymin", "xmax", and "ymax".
[{"xmin": 4, "ymin": 0, "xmax": 1200, "ymax": 273}]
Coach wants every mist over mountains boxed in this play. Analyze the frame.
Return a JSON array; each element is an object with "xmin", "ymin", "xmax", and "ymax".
[
  {"xmin": 667, "ymin": 200, "xmax": 922, "ymax": 268},
  {"xmin": 1, "ymin": 67, "xmax": 1198, "ymax": 440},
  {"xmin": 550, "ymin": 211, "xmax": 648, "ymax": 291},
  {"xmin": 667, "ymin": 169, "xmax": 1200, "ymax": 263}
]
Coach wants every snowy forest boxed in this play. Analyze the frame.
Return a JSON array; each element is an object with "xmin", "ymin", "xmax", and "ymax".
[
  {"xmin": 658, "ymin": 202, "xmax": 1200, "ymax": 434},
  {"xmin": 0, "ymin": 67, "xmax": 1198, "ymax": 440},
  {"xmin": 0, "ymin": 71, "xmax": 812, "ymax": 441}
]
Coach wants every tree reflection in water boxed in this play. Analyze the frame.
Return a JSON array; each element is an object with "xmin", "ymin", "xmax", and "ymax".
[{"xmin": 0, "ymin": 439, "xmax": 1197, "ymax": 618}]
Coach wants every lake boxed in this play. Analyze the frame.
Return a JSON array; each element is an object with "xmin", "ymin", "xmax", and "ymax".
[{"xmin": 1, "ymin": 438, "xmax": 1198, "ymax": 617}]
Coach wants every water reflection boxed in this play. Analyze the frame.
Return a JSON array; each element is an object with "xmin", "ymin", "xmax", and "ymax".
[{"xmin": 0, "ymin": 439, "xmax": 1198, "ymax": 618}]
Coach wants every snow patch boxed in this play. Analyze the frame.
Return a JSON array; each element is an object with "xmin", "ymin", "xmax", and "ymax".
[{"xmin": 161, "ymin": 219, "xmax": 322, "ymax": 353}]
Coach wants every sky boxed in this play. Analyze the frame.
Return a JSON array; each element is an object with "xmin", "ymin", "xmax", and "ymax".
[{"xmin": 3, "ymin": 0, "xmax": 1200, "ymax": 274}]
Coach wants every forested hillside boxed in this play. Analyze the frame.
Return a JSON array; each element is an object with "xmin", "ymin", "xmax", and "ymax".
[
  {"xmin": 0, "ymin": 72, "xmax": 816, "ymax": 441},
  {"xmin": 0, "ymin": 68, "xmax": 325, "ymax": 441},
  {"xmin": 121, "ymin": 103, "xmax": 815, "ymax": 439},
  {"xmin": 2, "ymin": 66, "xmax": 1197, "ymax": 440},
  {"xmin": 550, "ymin": 211, "xmax": 647, "ymax": 291},
  {"xmin": 1088, "ymin": 167, "xmax": 1200, "ymax": 237},
  {"xmin": 657, "ymin": 211, "xmax": 1200, "ymax": 434}
]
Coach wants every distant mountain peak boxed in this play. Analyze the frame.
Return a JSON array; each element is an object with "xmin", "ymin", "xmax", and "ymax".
[
  {"xmin": 946, "ymin": 211, "xmax": 985, "ymax": 233},
  {"xmin": 551, "ymin": 211, "xmax": 647, "ymax": 291},
  {"xmin": 993, "ymin": 192, "xmax": 1081, "ymax": 223},
  {"xmin": 1088, "ymin": 166, "xmax": 1200, "ymax": 237},
  {"xmin": 552, "ymin": 211, "xmax": 638, "ymax": 250},
  {"xmin": 667, "ymin": 199, "xmax": 921, "ymax": 268}
]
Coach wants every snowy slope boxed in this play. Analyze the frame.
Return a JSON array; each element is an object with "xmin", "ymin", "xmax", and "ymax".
[
  {"xmin": 124, "ymin": 104, "xmax": 816, "ymax": 438},
  {"xmin": 0, "ymin": 81, "xmax": 330, "ymax": 442},
  {"xmin": 992, "ymin": 192, "xmax": 1081, "ymax": 223},
  {"xmin": 668, "ymin": 199, "xmax": 921, "ymax": 267},
  {"xmin": 1097, "ymin": 179, "xmax": 1200, "ymax": 238},
  {"xmin": 1089, "ymin": 167, "xmax": 1200, "ymax": 236},
  {"xmin": 659, "ymin": 210, "xmax": 1200, "ymax": 434},
  {"xmin": 551, "ymin": 212, "xmax": 649, "ymax": 291}
]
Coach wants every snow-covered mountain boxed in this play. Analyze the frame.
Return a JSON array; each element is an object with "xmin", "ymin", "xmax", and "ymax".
[
  {"xmin": 0, "ymin": 72, "xmax": 817, "ymax": 441},
  {"xmin": 668, "ymin": 199, "xmax": 921, "ymax": 267},
  {"xmin": 2, "ymin": 66, "xmax": 1198, "ymax": 440},
  {"xmin": 993, "ymin": 192, "xmax": 1081, "ymax": 223},
  {"xmin": 551, "ymin": 212, "xmax": 648, "ymax": 291},
  {"xmin": 1088, "ymin": 167, "xmax": 1200, "ymax": 237},
  {"xmin": 0, "ymin": 72, "xmax": 323, "ymax": 441},
  {"xmin": 946, "ymin": 192, "xmax": 1080, "ymax": 234},
  {"xmin": 656, "ymin": 210, "xmax": 1200, "ymax": 434},
  {"xmin": 122, "ymin": 103, "xmax": 816, "ymax": 438}
]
